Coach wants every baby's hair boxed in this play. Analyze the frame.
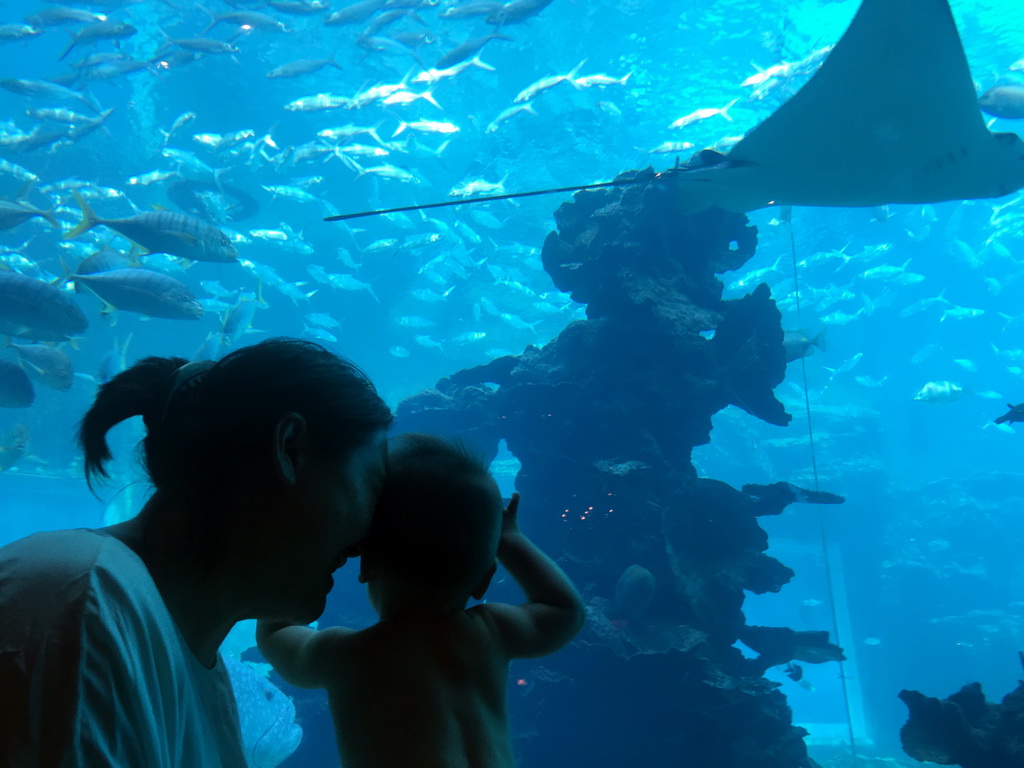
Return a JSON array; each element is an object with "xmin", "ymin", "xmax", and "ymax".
[{"xmin": 365, "ymin": 433, "xmax": 503, "ymax": 590}]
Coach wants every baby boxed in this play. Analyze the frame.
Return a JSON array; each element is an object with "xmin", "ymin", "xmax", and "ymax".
[{"xmin": 257, "ymin": 433, "xmax": 586, "ymax": 768}]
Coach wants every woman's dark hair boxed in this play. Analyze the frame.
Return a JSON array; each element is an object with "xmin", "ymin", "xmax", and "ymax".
[{"xmin": 78, "ymin": 338, "xmax": 392, "ymax": 494}]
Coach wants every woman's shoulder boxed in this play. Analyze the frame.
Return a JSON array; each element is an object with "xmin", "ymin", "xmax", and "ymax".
[
  {"xmin": 0, "ymin": 529, "xmax": 145, "ymax": 609},
  {"xmin": 1, "ymin": 528, "xmax": 121, "ymax": 575}
]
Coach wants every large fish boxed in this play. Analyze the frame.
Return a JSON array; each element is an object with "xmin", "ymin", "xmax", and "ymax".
[
  {"xmin": 0, "ymin": 359, "xmax": 34, "ymax": 408},
  {"xmin": 324, "ymin": 0, "xmax": 386, "ymax": 26},
  {"xmin": 434, "ymin": 34, "xmax": 510, "ymax": 70},
  {"xmin": 487, "ymin": 0, "xmax": 555, "ymax": 26},
  {"xmin": 0, "ymin": 78, "xmax": 99, "ymax": 113},
  {"xmin": 59, "ymin": 20, "xmax": 136, "ymax": 62},
  {"xmin": 66, "ymin": 191, "xmax": 237, "ymax": 262},
  {"xmin": 0, "ymin": 272, "xmax": 89, "ymax": 341},
  {"xmin": 11, "ymin": 344, "xmax": 74, "ymax": 391},
  {"xmin": 224, "ymin": 658, "xmax": 302, "ymax": 768},
  {"xmin": 74, "ymin": 268, "xmax": 204, "ymax": 319}
]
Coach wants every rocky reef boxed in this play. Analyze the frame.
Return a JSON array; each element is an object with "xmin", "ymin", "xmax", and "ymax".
[
  {"xmin": 899, "ymin": 653, "xmax": 1024, "ymax": 767},
  {"xmin": 396, "ymin": 169, "xmax": 844, "ymax": 767}
]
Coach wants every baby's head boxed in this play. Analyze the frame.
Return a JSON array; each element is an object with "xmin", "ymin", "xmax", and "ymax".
[{"xmin": 360, "ymin": 433, "xmax": 503, "ymax": 613}]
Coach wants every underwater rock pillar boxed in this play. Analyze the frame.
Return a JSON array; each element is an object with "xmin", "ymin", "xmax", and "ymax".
[{"xmin": 397, "ymin": 169, "xmax": 832, "ymax": 768}]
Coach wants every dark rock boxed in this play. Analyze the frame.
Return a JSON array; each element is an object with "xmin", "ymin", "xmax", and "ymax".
[
  {"xmin": 742, "ymin": 481, "xmax": 846, "ymax": 516},
  {"xmin": 739, "ymin": 626, "xmax": 847, "ymax": 672},
  {"xmin": 899, "ymin": 663, "xmax": 1024, "ymax": 767}
]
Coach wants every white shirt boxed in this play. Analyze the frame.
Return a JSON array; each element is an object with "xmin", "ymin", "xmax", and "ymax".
[{"xmin": 0, "ymin": 529, "xmax": 246, "ymax": 768}]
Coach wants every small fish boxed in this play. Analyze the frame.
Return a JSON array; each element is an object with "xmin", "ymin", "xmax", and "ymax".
[
  {"xmin": 913, "ymin": 380, "xmax": 966, "ymax": 404},
  {"xmin": 899, "ymin": 290, "xmax": 949, "ymax": 318},
  {"xmin": 59, "ymin": 20, "xmax": 136, "ymax": 61},
  {"xmin": 267, "ymin": 56, "xmax": 342, "ymax": 79},
  {"xmin": 98, "ymin": 334, "xmax": 132, "ymax": 383},
  {"xmin": 859, "ymin": 259, "xmax": 910, "ymax": 280},
  {"xmin": 221, "ymin": 295, "xmax": 259, "ymax": 346},
  {"xmin": 397, "ymin": 315, "xmax": 435, "ymax": 328},
  {"xmin": 200, "ymin": 280, "xmax": 237, "ymax": 299},
  {"xmin": 392, "ymin": 119, "xmax": 459, "ymax": 137},
  {"xmin": 911, "ymin": 344, "xmax": 940, "ymax": 364},
  {"xmin": 0, "ymin": 272, "xmax": 89, "ymax": 341},
  {"xmin": 203, "ymin": 11, "xmax": 290, "ymax": 34},
  {"xmin": 389, "ymin": 345, "xmax": 410, "ymax": 358},
  {"xmin": 940, "ymin": 305, "xmax": 985, "ymax": 322},
  {"xmin": 157, "ymin": 33, "xmax": 239, "ymax": 55},
  {"xmin": 0, "ymin": 201, "xmax": 59, "ymax": 231},
  {"xmin": 194, "ymin": 331, "xmax": 223, "ymax": 362},
  {"xmin": 25, "ymin": 8, "xmax": 108, "ymax": 27},
  {"xmin": 439, "ymin": 1, "xmax": 503, "ymax": 19},
  {"xmin": 486, "ymin": 0, "xmax": 555, "ymax": 25},
  {"xmin": 434, "ymin": 33, "xmax": 510, "ymax": 70},
  {"xmin": 995, "ymin": 403, "xmax": 1024, "ymax": 425},
  {"xmin": 356, "ymin": 165, "xmax": 423, "ymax": 184},
  {"xmin": 304, "ymin": 325, "xmax": 338, "ymax": 343},
  {"xmin": 305, "ymin": 312, "xmax": 341, "ymax": 329},
  {"xmin": 646, "ymin": 141, "xmax": 695, "ymax": 154},
  {"xmin": 783, "ymin": 329, "xmax": 826, "ymax": 363},
  {"xmin": 514, "ymin": 60, "xmax": 586, "ymax": 103},
  {"xmin": 0, "ymin": 24, "xmax": 43, "ymax": 43},
  {"xmin": 324, "ymin": 0, "xmax": 387, "ymax": 27},
  {"xmin": 784, "ymin": 663, "xmax": 814, "ymax": 692},
  {"xmin": 978, "ymin": 84, "xmax": 1024, "ymax": 120},
  {"xmin": 0, "ymin": 79, "xmax": 99, "ymax": 113},
  {"xmin": 414, "ymin": 334, "xmax": 443, "ymax": 350},
  {"xmin": 486, "ymin": 103, "xmax": 536, "ymax": 133},
  {"xmin": 413, "ymin": 56, "xmax": 493, "ymax": 84},
  {"xmin": 449, "ymin": 174, "xmax": 507, "ymax": 197},
  {"xmin": 573, "ymin": 72, "xmax": 632, "ymax": 88},
  {"xmin": 269, "ymin": 0, "xmax": 330, "ymax": 13},
  {"xmin": 381, "ymin": 90, "xmax": 441, "ymax": 109},
  {"xmin": 669, "ymin": 98, "xmax": 737, "ymax": 130},
  {"xmin": 0, "ymin": 424, "xmax": 29, "ymax": 471}
]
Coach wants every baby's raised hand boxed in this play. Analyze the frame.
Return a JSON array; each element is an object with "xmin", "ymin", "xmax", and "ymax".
[{"xmin": 501, "ymin": 492, "xmax": 521, "ymax": 538}]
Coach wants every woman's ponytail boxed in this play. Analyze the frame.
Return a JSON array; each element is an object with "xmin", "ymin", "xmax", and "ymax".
[{"xmin": 77, "ymin": 355, "xmax": 187, "ymax": 491}]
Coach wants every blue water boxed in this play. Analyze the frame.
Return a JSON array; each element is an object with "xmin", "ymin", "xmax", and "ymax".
[{"xmin": 2, "ymin": 0, "xmax": 1024, "ymax": 765}]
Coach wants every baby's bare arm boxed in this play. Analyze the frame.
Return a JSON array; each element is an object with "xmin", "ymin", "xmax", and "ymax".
[
  {"xmin": 256, "ymin": 620, "xmax": 351, "ymax": 689},
  {"xmin": 479, "ymin": 494, "xmax": 585, "ymax": 658}
]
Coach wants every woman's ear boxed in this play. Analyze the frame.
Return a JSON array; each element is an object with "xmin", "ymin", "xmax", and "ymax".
[{"xmin": 273, "ymin": 413, "xmax": 307, "ymax": 486}]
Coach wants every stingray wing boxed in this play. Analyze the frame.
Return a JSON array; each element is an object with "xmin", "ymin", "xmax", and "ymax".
[{"xmin": 678, "ymin": 0, "xmax": 1024, "ymax": 213}]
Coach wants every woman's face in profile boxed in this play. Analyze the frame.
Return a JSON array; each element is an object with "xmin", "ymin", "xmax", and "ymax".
[{"xmin": 247, "ymin": 430, "xmax": 388, "ymax": 624}]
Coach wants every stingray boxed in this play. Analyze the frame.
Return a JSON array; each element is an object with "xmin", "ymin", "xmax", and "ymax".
[
  {"xmin": 674, "ymin": 0, "xmax": 1024, "ymax": 213},
  {"xmin": 326, "ymin": 0, "xmax": 1024, "ymax": 223}
]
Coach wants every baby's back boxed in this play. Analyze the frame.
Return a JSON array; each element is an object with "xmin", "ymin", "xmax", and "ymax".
[{"xmin": 327, "ymin": 608, "xmax": 514, "ymax": 768}]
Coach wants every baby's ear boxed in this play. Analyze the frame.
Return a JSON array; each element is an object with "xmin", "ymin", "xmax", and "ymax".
[{"xmin": 471, "ymin": 562, "xmax": 498, "ymax": 600}]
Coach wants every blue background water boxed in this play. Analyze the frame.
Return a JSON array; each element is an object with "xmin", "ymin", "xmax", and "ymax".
[{"xmin": 1, "ymin": 0, "xmax": 1023, "ymax": 765}]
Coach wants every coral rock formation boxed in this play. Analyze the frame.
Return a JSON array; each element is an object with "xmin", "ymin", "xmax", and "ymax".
[{"xmin": 397, "ymin": 170, "xmax": 842, "ymax": 767}]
